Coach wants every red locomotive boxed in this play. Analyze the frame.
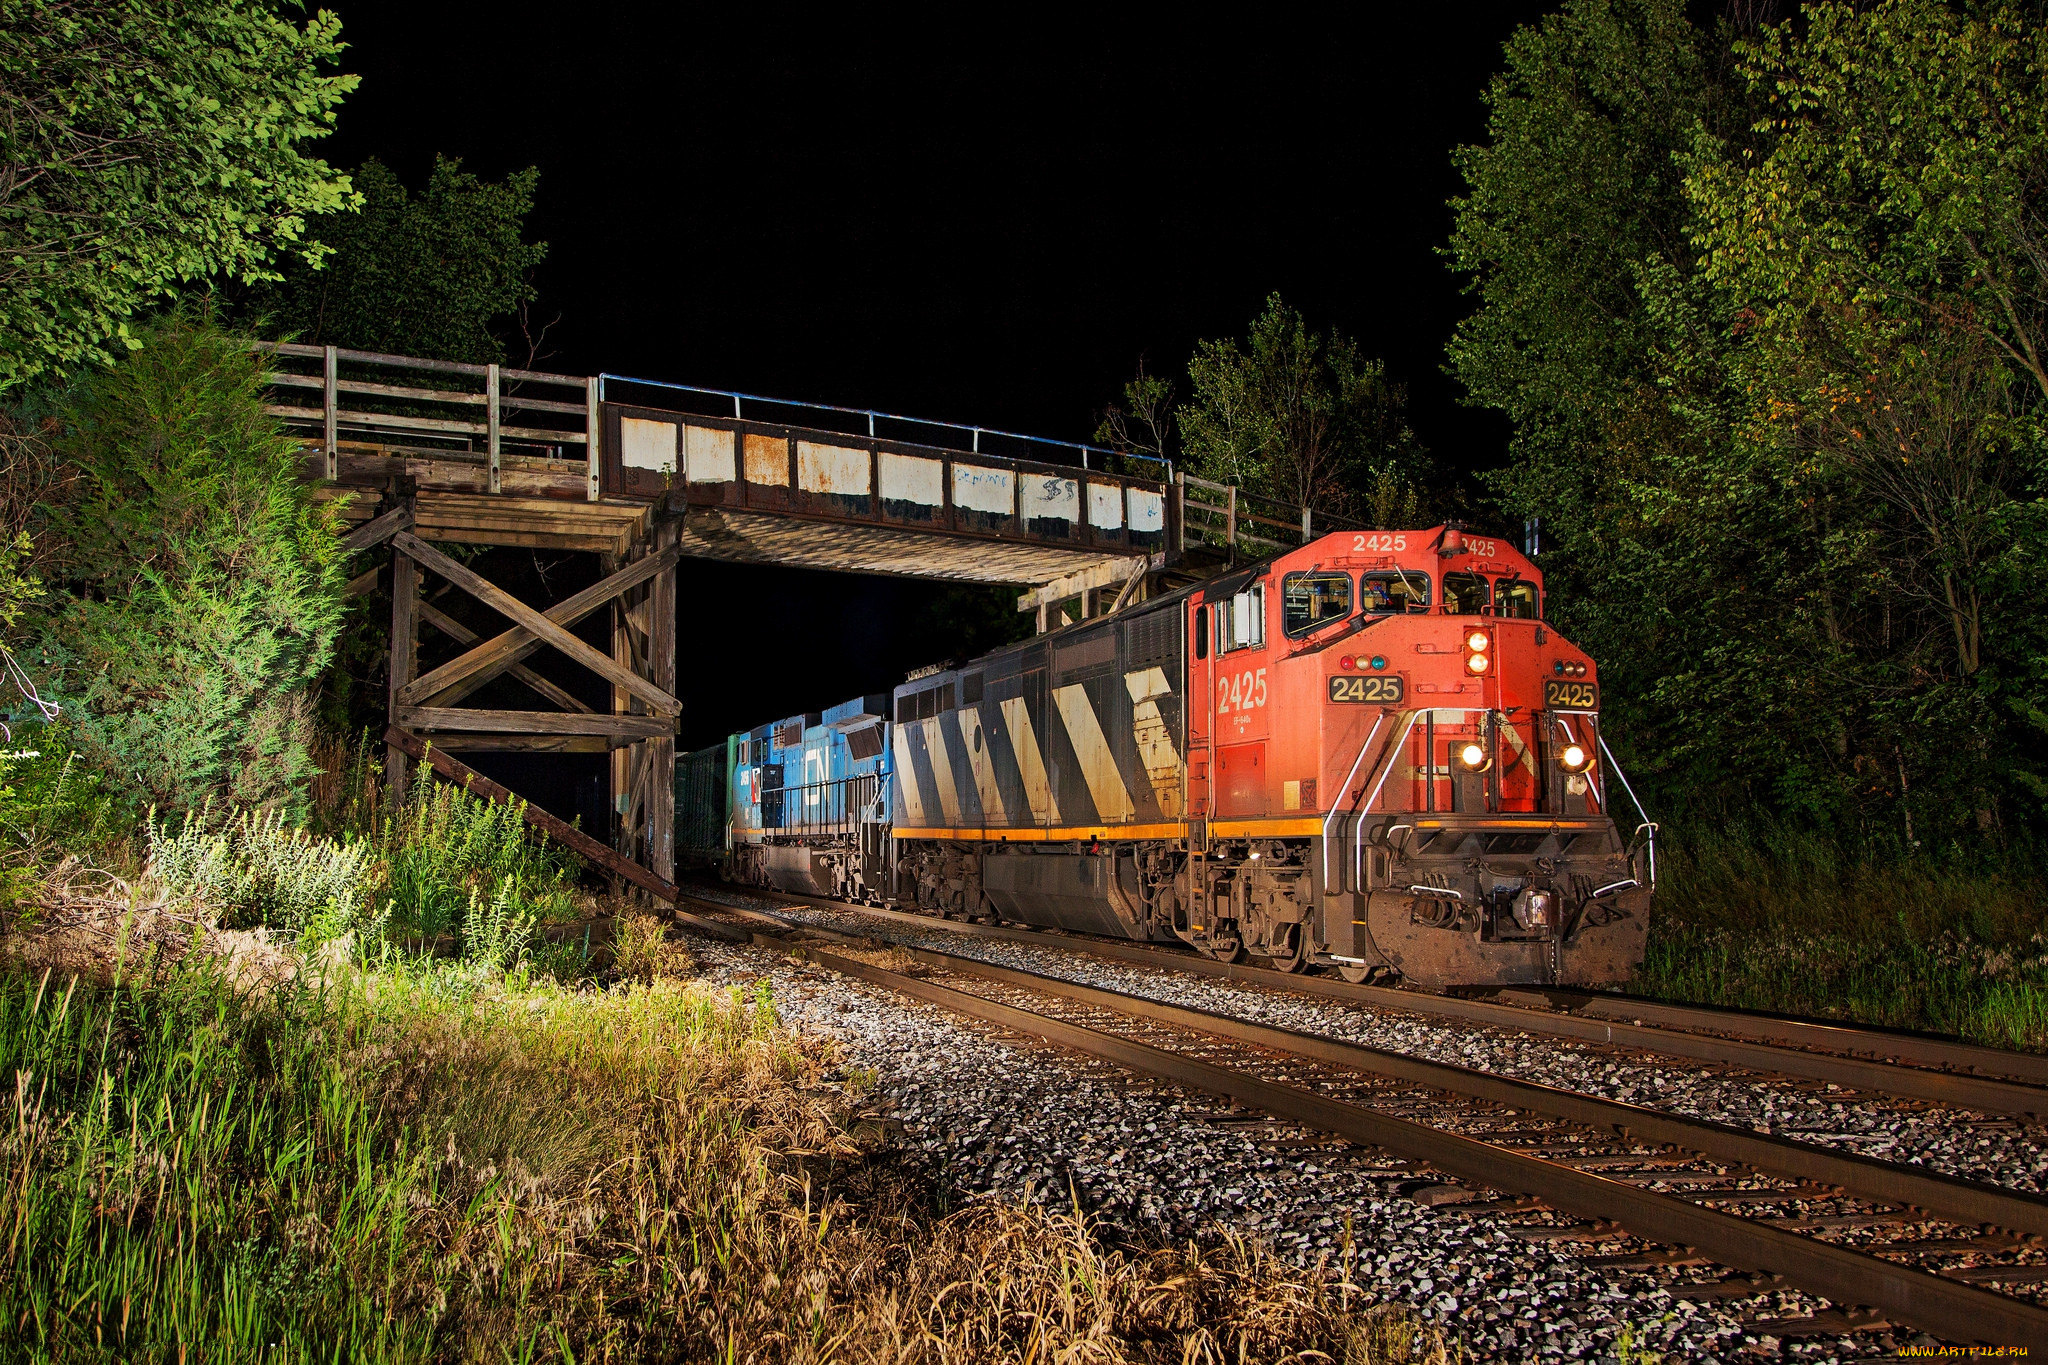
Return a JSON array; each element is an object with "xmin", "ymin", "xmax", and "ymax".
[{"xmin": 701, "ymin": 523, "xmax": 1655, "ymax": 989}]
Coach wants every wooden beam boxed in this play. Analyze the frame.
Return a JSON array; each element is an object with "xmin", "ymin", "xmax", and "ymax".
[
  {"xmin": 391, "ymin": 531, "xmax": 684, "ymax": 717},
  {"xmin": 344, "ymin": 565, "xmax": 380, "ymax": 598},
  {"xmin": 341, "ymin": 505, "xmax": 415, "ymax": 555},
  {"xmin": 649, "ymin": 519, "xmax": 678, "ymax": 881},
  {"xmin": 1015, "ymin": 552, "xmax": 1160, "ymax": 613},
  {"xmin": 416, "ymin": 599, "xmax": 593, "ymax": 715},
  {"xmin": 428, "ymin": 734, "xmax": 620, "ymax": 753},
  {"xmin": 384, "ymin": 727, "xmax": 679, "ymax": 905},
  {"xmin": 407, "ymin": 544, "xmax": 681, "ymax": 708},
  {"xmin": 387, "ymin": 543, "xmax": 419, "ymax": 810},
  {"xmin": 398, "ymin": 707, "xmax": 675, "ymax": 739}
]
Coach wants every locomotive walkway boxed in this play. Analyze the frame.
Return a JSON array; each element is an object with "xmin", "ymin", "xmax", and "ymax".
[{"xmin": 260, "ymin": 343, "xmax": 1357, "ymax": 900}]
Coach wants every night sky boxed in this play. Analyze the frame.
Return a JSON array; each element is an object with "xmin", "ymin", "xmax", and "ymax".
[{"xmin": 315, "ymin": 6, "xmax": 1553, "ymax": 814}]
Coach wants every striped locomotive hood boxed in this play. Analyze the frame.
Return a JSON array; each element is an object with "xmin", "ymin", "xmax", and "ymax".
[{"xmin": 889, "ymin": 602, "xmax": 1186, "ymax": 836}]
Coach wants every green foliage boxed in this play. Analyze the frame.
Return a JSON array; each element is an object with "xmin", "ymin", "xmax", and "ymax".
[
  {"xmin": 0, "ymin": 0, "xmax": 359, "ymax": 390},
  {"xmin": 29, "ymin": 313, "xmax": 349, "ymax": 818},
  {"xmin": 381, "ymin": 767, "xmax": 580, "ymax": 949},
  {"xmin": 1178, "ymin": 294, "xmax": 1427, "ymax": 517},
  {"xmin": 265, "ymin": 156, "xmax": 547, "ymax": 364},
  {"xmin": 147, "ymin": 804, "xmax": 373, "ymax": 935},
  {"xmin": 0, "ymin": 735, "xmax": 116, "ymax": 903},
  {"xmin": 1633, "ymin": 822, "xmax": 2048, "ymax": 1049},
  {"xmin": 1446, "ymin": 0, "xmax": 2048, "ymax": 840}
]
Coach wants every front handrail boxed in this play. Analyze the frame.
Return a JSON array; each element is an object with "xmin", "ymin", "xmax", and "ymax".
[{"xmin": 1320, "ymin": 713, "xmax": 1385, "ymax": 890}]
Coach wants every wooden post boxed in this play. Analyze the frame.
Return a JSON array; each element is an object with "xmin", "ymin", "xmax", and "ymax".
[
  {"xmin": 604, "ymin": 552, "xmax": 630, "ymax": 867},
  {"xmin": 486, "ymin": 363, "xmax": 501, "ymax": 495},
  {"xmin": 1226, "ymin": 485, "xmax": 1238, "ymax": 556},
  {"xmin": 585, "ymin": 376, "xmax": 602, "ymax": 502},
  {"xmin": 1301, "ymin": 504, "xmax": 1313, "ymax": 543},
  {"xmin": 323, "ymin": 345, "xmax": 338, "ymax": 481},
  {"xmin": 387, "ymin": 542, "xmax": 419, "ymax": 811},
  {"xmin": 649, "ymin": 518, "xmax": 678, "ymax": 881}
]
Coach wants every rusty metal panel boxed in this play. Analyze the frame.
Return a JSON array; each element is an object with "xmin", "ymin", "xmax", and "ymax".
[
  {"xmin": 1022, "ymin": 473, "xmax": 1079, "ymax": 538},
  {"xmin": 685, "ymin": 425, "xmax": 736, "ymax": 483},
  {"xmin": 1089, "ymin": 482, "xmax": 1122, "ymax": 532},
  {"xmin": 1088, "ymin": 482, "xmax": 1124, "ymax": 530},
  {"xmin": 1128, "ymin": 487, "xmax": 1165, "ymax": 533},
  {"xmin": 621, "ymin": 417, "xmax": 677, "ymax": 474},
  {"xmin": 744, "ymin": 432, "xmax": 789, "ymax": 486},
  {"xmin": 879, "ymin": 452, "xmax": 944, "ymax": 506},
  {"xmin": 797, "ymin": 441, "xmax": 873, "ymax": 496},
  {"xmin": 953, "ymin": 464, "xmax": 1014, "ymax": 516}
]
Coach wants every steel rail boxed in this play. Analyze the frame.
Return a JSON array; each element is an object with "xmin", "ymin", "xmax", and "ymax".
[
  {"xmin": 688, "ymin": 880, "xmax": 2048, "ymax": 1117},
  {"xmin": 885, "ymin": 943, "xmax": 2048, "ymax": 1242},
  {"xmin": 1544, "ymin": 989, "xmax": 2048, "ymax": 1089},
  {"xmin": 768, "ymin": 932, "xmax": 2048, "ymax": 1350}
]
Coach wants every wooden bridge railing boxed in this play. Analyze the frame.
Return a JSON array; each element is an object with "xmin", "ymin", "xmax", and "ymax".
[{"xmin": 254, "ymin": 342, "xmax": 599, "ymax": 498}]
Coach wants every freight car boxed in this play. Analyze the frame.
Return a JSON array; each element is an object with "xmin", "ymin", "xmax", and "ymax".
[{"xmin": 676, "ymin": 524, "xmax": 1655, "ymax": 989}]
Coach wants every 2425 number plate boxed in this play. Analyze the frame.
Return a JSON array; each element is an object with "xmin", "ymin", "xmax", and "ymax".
[
  {"xmin": 1544, "ymin": 679, "xmax": 1599, "ymax": 710},
  {"xmin": 1329, "ymin": 674, "xmax": 1404, "ymax": 704}
]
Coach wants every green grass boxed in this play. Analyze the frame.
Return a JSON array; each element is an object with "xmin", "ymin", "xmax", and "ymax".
[
  {"xmin": 0, "ymin": 936, "xmax": 1463, "ymax": 1364},
  {"xmin": 1629, "ymin": 823, "xmax": 2048, "ymax": 1051}
]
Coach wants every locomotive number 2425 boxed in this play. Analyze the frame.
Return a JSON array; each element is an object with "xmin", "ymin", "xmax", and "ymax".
[{"xmin": 1328, "ymin": 674, "xmax": 1405, "ymax": 704}]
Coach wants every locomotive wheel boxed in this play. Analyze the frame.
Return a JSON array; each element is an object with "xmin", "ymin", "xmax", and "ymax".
[
  {"xmin": 1336, "ymin": 962, "xmax": 1374, "ymax": 985},
  {"xmin": 1203, "ymin": 936, "xmax": 1247, "ymax": 965}
]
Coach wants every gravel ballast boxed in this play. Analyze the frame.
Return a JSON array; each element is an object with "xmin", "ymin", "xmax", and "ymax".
[
  {"xmin": 686, "ymin": 923, "xmax": 1929, "ymax": 1362},
  {"xmin": 690, "ymin": 889, "xmax": 2048, "ymax": 1197}
]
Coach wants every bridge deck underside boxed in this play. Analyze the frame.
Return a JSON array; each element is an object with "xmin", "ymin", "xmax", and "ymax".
[{"xmin": 675, "ymin": 506, "xmax": 1127, "ymax": 582}]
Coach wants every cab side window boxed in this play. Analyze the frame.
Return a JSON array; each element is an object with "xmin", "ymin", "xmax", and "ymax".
[
  {"xmin": 1362, "ymin": 570, "xmax": 1430, "ymax": 614},
  {"xmin": 1282, "ymin": 572, "xmax": 1351, "ymax": 636},
  {"xmin": 1443, "ymin": 572, "xmax": 1491, "ymax": 615},
  {"xmin": 1497, "ymin": 579, "xmax": 1540, "ymax": 619},
  {"xmin": 1217, "ymin": 582, "xmax": 1266, "ymax": 652}
]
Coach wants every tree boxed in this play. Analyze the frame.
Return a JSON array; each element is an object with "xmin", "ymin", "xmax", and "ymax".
[
  {"xmin": 0, "ymin": 0, "xmax": 358, "ymax": 390},
  {"xmin": 28, "ymin": 313, "xmax": 349, "ymax": 816},
  {"xmin": 1176, "ymin": 294, "xmax": 1425, "ymax": 517},
  {"xmin": 265, "ymin": 156, "xmax": 547, "ymax": 364},
  {"xmin": 1684, "ymin": 0, "xmax": 2048, "ymax": 830}
]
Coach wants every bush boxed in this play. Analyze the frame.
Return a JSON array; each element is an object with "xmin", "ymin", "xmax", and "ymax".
[
  {"xmin": 28, "ymin": 313, "xmax": 348, "ymax": 819},
  {"xmin": 382, "ymin": 766, "xmax": 580, "ymax": 949},
  {"xmin": 147, "ymin": 804, "xmax": 373, "ymax": 936},
  {"xmin": 0, "ymin": 731, "xmax": 118, "ymax": 904}
]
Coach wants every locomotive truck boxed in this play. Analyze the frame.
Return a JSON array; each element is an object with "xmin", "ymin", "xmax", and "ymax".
[{"xmin": 676, "ymin": 524, "xmax": 1655, "ymax": 989}]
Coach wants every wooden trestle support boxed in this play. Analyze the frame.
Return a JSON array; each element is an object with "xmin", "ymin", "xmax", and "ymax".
[{"xmin": 354, "ymin": 500, "xmax": 684, "ymax": 895}]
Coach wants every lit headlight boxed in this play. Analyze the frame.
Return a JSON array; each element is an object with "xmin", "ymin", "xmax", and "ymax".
[
  {"xmin": 1465, "ymin": 630, "xmax": 1490, "ymax": 652},
  {"xmin": 1465, "ymin": 652, "xmax": 1490, "ymax": 674},
  {"xmin": 1457, "ymin": 741, "xmax": 1491, "ymax": 771},
  {"xmin": 1559, "ymin": 743, "xmax": 1590, "ymax": 772}
]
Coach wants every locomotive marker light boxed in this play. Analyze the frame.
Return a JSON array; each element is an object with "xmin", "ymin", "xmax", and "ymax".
[
  {"xmin": 1456, "ymin": 739, "xmax": 1492, "ymax": 772},
  {"xmin": 1559, "ymin": 743, "xmax": 1591, "ymax": 773}
]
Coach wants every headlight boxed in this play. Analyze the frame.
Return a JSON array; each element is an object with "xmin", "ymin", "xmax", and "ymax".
[
  {"xmin": 1465, "ymin": 652, "xmax": 1490, "ymax": 674},
  {"xmin": 1456, "ymin": 740, "xmax": 1491, "ymax": 771},
  {"xmin": 1466, "ymin": 630, "xmax": 1490, "ymax": 652},
  {"xmin": 1559, "ymin": 743, "xmax": 1590, "ymax": 772}
]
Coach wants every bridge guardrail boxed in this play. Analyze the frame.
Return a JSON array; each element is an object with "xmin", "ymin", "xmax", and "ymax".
[{"xmin": 254, "ymin": 343, "xmax": 1368, "ymax": 560}]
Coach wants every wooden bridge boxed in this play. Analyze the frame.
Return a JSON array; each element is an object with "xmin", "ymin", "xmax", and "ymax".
[{"xmin": 260, "ymin": 343, "xmax": 1361, "ymax": 894}]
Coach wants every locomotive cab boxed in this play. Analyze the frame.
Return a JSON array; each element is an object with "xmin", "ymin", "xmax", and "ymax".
[{"xmin": 1181, "ymin": 524, "xmax": 1653, "ymax": 988}]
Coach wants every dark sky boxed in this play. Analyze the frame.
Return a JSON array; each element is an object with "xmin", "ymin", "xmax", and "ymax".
[{"xmin": 316, "ymin": 6, "xmax": 1556, "ymax": 805}]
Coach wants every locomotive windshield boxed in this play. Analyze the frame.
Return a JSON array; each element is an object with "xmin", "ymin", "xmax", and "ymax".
[
  {"xmin": 1496, "ymin": 579, "xmax": 1540, "ymax": 619},
  {"xmin": 1443, "ymin": 572, "xmax": 1490, "ymax": 614},
  {"xmin": 1362, "ymin": 570, "xmax": 1429, "ymax": 614},
  {"xmin": 1282, "ymin": 572, "xmax": 1351, "ymax": 635}
]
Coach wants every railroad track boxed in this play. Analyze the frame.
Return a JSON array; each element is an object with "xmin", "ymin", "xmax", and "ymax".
[
  {"xmin": 670, "ymin": 893, "xmax": 2048, "ymax": 1350},
  {"xmin": 681, "ymin": 877, "xmax": 2048, "ymax": 1118}
]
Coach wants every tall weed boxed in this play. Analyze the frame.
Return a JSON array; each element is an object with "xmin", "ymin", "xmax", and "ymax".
[
  {"xmin": 1632, "ymin": 822, "xmax": 2048, "ymax": 1049},
  {"xmin": 382, "ymin": 766, "xmax": 579, "ymax": 947},
  {"xmin": 148, "ymin": 804, "xmax": 373, "ymax": 935},
  {"xmin": 0, "ymin": 732, "xmax": 118, "ymax": 905}
]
